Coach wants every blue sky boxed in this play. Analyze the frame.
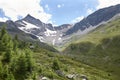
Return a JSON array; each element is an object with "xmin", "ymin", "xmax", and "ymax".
[
  {"xmin": 41, "ymin": 0, "xmax": 98, "ymax": 25},
  {"xmin": 0, "ymin": 0, "xmax": 120, "ymax": 26}
]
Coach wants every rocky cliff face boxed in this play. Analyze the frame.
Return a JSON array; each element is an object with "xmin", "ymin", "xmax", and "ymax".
[
  {"xmin": 65, "ymin": 4, "xmax": 120, "ymax": 35},
  {"xmin": 15, "ymin": 14, "xmax": 73, "ymax": 45}
]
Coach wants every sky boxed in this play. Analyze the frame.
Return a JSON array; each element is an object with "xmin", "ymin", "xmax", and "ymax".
[{"xmin": 0, "ymin": 0, "xmax": 120, "ymax": 26}]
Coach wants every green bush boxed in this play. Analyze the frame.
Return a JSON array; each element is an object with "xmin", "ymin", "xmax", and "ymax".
[{"xmin": 52, "ymin": 58, "xmax": 60, "ymax": 70}]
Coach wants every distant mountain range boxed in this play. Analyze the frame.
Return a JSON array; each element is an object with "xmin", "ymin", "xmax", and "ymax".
[{"xmin": 0, "ymin": 4, "xmax": 120, "ymax": 46}]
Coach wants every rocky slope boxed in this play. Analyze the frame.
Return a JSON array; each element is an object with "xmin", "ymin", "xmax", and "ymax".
[
  {"xmin": 15, "ymin": 14, "xmax": 73, "ymax": 45},
  {"xmin": 65, "ymin": 4, "xmax": 120, "ymax": 35}
]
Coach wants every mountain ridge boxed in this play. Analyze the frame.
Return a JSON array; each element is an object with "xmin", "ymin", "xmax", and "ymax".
[
  {"xmin": 65, "ymin": 4, "xmax": 120, "ymax": 35},
  {"xmin": 1, "ymin": 4, "xmax": 120, "ymax": 46}
]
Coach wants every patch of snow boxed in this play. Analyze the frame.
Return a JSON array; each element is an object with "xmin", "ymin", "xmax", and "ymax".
[
  {"xmin": 23, "ymin": 21, "xmax": 39, "ymax": 29},
  {"xmin": 18, "ymin": 27, "xmax": 31, "ymax": 34},
  {"xmin": 52, "ymin": 39, "xmax": 55, "ymax": 45},
  {"xmin": 19, "ymin": 21, "xmax": 39, "ymax": 30},
  {"xmin": 51, "ymin": 34, "xmax": 56, "ymax": 36},
  {"xmin": 18, "ymin": 20, "xmax": 41, "ymax": 39},
  {"xmin": 60, "ymin": 34, "xmax": 63, "ymax": 37},
  {"xmin": 58, "ymin": 37, "xmax": 62, "ymax": 40},
  {"xmin": 44, "ymin": 28, "xmax": 57, "ymax": 36},
  {"xmin": 37, "ymin": 36, "xmax": 44, "ymax": 42}
]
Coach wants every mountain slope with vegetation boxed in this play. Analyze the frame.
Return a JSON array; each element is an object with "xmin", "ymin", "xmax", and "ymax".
[
  {"xmin": 65, "ymin": 4, "xmax": 120, "ymax": 35},
  {"xmin": 0, "ymin": 21, "xmax": 58, "ymax": 52},
  {"xmin": 0, "ymin": 27, "xmax": 114, "ymax": 80},
  {"xmin": 63, "ymin": 17, "xmax": 120, "ymax": 80},
  {"xmin": 0, "ymin": 3, "xmax": 120, "ymax": 80}
]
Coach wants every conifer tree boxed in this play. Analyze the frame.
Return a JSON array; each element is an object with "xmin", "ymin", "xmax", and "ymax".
[
  {"xmin": 0, "ymin": 27, "xmax": 13, "ymax": 52},
  {"xmin": 13, "ymin": 34, "xmax": 19, "ymax": 51},
  {"xmin": 52, "ymin": 58, "xmax": 60, "ymax": 70},
  {"xmin": 0, "ymin": 27, "xmax": 7, "ymax": 39},
  {"xmin": 25, "ymin": 49, "xmax": 34, "ymax": 72}
]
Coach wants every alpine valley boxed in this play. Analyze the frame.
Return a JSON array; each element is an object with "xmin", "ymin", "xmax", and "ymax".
[{"xmin": 0, "ymin": 4, "xmax": 120, "ymax": 80}]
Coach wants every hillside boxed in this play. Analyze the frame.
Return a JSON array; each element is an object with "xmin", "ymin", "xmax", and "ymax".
[
  {"xmin": 0, "ymin": 21, "xmax": 58, "ymax": 52},
  {"xmin": 0, "ymin": 26, "xmax": 114, "ymax": 80},
  {"xmin": 0, "ymin": 3, "xmax": 120, "ymax": 80},
  {"xmin": 63, "ymin": 17, "xmax": 120, "ymax": 80}
]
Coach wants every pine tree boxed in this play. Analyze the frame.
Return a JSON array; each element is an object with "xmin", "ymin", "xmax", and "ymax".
[
  {"xmin": 0, "ymin": 27, "xmax": 13, "ymax": 52},
  {"xmin": 0, "ymin": 27, "xmax": 7, "ymax": 39},
  {"xmin": 25, "ymin": 49, "xmax": 34, "ymax": 72},
  {"xmin": 52, "ymin": 58, "xmax": 60, "ymax": 70},
  {"xmin": 0, "ymin": 27, "xmax": 36, "ymax": 80},
  {"xmin": 2, "ymin": 50, "xmax": 13, "ymax": 63},
  {"xmin": 16, "ymin": 53, "xmax": 27, "ymax": 75},
  {"xmin": 13, "ymin": 34, "xmax": 19, "ymax": 51},
  {"xmin": 0, "ymin": 61, "xmax": 3, "ymax": 79},
  {"xmin": 5, "ymin": 72, "xmax": 15, "ymax": 80}
]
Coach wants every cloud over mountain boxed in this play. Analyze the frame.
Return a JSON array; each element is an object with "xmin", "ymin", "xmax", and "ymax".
[
  {"xmin": 97, "ymin": 0, "xmax": 120, "ymax": 9},
  {"xmin": 0, "ymin": 0, "xmax": 52, "ymax": 23}
]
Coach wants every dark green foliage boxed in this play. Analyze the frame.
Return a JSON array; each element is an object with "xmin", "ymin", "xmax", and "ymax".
[
  {"xmin": 11, "ymin": 50, "xmax": 35, "ymax": 80},
  {"xmin": 16, "ymin": 53, "xmax": 28, "ymax": 75},
  {"xmin": 0, "ymin": 61, "xmax": 4, "ymax": 79},
  {"xmin": 0, "ymin": 27, "xmax": 7, "ymax": 39},
  {"xmin": 65, "ymin": 42, "xmax": 95, "ymax": 55},
  {"xmin": 5, "ymin": 72, "xmax": 15, "ymax": 80},
  {"xmin": 25, "ymin": 49, "xmax": 35, "ymax": 72},
  {"xmin": 0, "ymin": 27, "xmax": 36, "ymax": 80},
  {"xmin": 2, "ymin": 50, "xmax": 13, "ymax": 63},
  {"xmin": 52, "ymin": 58, "xmax": 60, "ymax": 70},
  {"xmin": 0, "ymin": 27, "xmax": 13, "ymax": 52},
  {"xmin": 13, "ymin": 34, "xmax": 19, "ymax": 50}
]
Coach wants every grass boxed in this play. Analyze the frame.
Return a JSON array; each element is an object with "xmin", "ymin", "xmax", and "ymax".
[
  {"xmin": 74, "ymin": 17, "xmax": 120, "ymax": 44},
  {"xmin": 32, "ymin": 47, "xmax": 115, "ymax": 80},
  {"xmin": 63, "ymin": 17, "xmax": 120, "ymax": 80},
  {"xmin": 55, "ymin": 18, "xmax": 120, "ymax": 51}
]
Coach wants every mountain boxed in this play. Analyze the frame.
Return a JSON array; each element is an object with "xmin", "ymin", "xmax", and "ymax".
[
  {"xmin": 0, "ymin": 20, "xmax": 58, "ymax": 52},
  {"xmin": 1, "ymin": 4, "xmax": 120, "ymax": 47},
  {"xmin": 0, "ymin": 27, "xmax": 113, "ymax": 80},
  {"xmin": 63, "ymin": 17, "xmax": 120, "ymax": 80},
  {"xmin": 15, "ymin": 14, "xmax": 73, "ymax": 45},
  {"xmin": 1, "ymin": 4, "xmax": 119, "ymax": 47},
  {"xmin": 0, "ymin": 4, "xmax": 120, "ymax": 80},
  {"xmin": 65, "ymin": 4, "xmax": 120, "ymax": 35},
  {"xmin": 0, "ymin": 20, "xmax": 38, "ymax": 41}
]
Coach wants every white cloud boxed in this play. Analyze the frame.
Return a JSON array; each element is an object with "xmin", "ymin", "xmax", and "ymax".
[
  {"xmin": 0, "ymin": 0, "xmax": 52, "ymax": 23},
  {"xmin": 0, "ymin": 17, "xmax": 8, "ymax": 22},
  {"xmin": 57, "ymin": 5, "xmax": 61, "ymax": 8},
  {"xmin": 97, "ymin": 0, "xmax": 120, "ymax": 9},
  {"xmin": 71, "ymin": 16, "xmax": 84, "ymax": 23},
  {"xmin": 87, "ymin": 9, "xmax": 93, "ymax": 14},
  {"xmin": 45, "ymin": 4, "xmax": 50, "ymax": 11},
  {"xmin": 57, "ymin": 4, "xmax": 64, "ymax": 8}
]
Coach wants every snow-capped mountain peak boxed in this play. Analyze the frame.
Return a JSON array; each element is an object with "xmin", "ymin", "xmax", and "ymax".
[
  {"xmin": 15, "ymin": 14, "xmax": 73, "ymax": 45},
  {"xmin": 15, "ymin": 3, "xmax": 120, "ymax": 46}
]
